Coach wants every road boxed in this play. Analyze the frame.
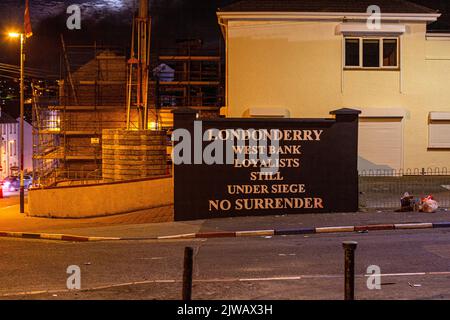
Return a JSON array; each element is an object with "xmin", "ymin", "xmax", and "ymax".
[
  {"xmin": 0, "ymin": 190, "xmax": 23, "ymax": 207},
  {"xmin": 0, "ymin": 192, "xmax": 449, "ymax": 300},
  {"xmin": 1, "ymin": 228, "xmax": 450, "ymax": 300}
]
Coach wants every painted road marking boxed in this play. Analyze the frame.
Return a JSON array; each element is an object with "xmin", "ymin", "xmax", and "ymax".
[
  {"xmin": 372, "ymin": 272, "xmax": 426, "ymax": 277},
  {"xmin": 0, "ymin": 205, "xmax": 15, "ymax": 210},
  {"xmin": 394, "ymin": 223, "xmax": 433, "ymax": 230},
  {"xmin": 1, "ymin": 220, "xmax": 450, "ymax": 242},
  {"xmin": 239, "ymin": 276, "xmax": 302, "ymax": 282},
  {"xmin": 2, "ymin": 271, "xmax": 450, "ymax": 297},
  {"xmin": 158, "ymin": 233, "xmax": 196, "ymax": 240},
  {"xmin": 236, "ymin": 230, "xmax": 275, "ymax": 237},
  {"xmin": 315, "ymin": 226, "xmax": 355, "ymax": 233}
]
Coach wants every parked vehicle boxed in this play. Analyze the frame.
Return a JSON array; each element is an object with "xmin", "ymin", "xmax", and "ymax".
[{"xmin": 2, "ymin": 175, "xmax": 33, "ymax": 191}]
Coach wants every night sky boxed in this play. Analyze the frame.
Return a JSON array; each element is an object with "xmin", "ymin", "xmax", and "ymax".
[
  {"xmin": 0, "ymin": 0, "xmax": 235, "ymax": 70},
  {"xmin": 0, "ymin": 0, "xmax": 449, "ymax": 71}
]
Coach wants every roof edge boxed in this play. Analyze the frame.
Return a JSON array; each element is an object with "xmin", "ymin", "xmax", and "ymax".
[
  {"xmin": 401, "ymin": 0, "xmax": 439, "ymax": 15},
  {"xmin": 217, "ymin": 11, "xmax": 441, "ymax": 23},
  {"xmin": 218, "ymin": 0, "xmax": 438, "ymax": 15}
]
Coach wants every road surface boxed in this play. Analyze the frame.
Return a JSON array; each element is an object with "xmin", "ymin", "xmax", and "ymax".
[{"xmin": 0, "ymin": 228, "xmax": 449, "ymax": 300}]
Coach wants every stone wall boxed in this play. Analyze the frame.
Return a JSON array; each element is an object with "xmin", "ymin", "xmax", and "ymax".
[
  {"xmin": 102, "ymin": 129, "xmax": 168, "ymax": 182},
  {"xmin": 28, "ymin": 176, "xmax": 173, "ymax": 218}
]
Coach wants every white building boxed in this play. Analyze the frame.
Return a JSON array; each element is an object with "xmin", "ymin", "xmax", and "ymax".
[
  {"xmin": 0, "ymin": 109, "xmax": 33, "ymax": 179},
  {"xmin": 217, "ymin": 0, "xmax": 450, "ymax": 171}
]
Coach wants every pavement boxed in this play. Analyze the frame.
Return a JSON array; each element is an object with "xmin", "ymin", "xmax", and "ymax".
[{"xmin": 0, "ymin": 193, "xmax": 450, "ymax": 240}]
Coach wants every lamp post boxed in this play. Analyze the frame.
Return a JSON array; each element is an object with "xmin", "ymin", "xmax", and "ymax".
[{"xmin": 8, "ymin": 32, "xmax": 25, "ymax": 214}]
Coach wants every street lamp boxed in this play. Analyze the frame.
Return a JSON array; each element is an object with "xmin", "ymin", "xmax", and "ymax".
[
  {"xmin": 8, "ymin": 32, "xmax": 21, "ymax": 38},
  {"xmin": 8, "ymin": 31, "xmax": 25, "ymax": 214}
]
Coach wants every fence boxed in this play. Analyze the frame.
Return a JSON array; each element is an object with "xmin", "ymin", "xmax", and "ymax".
[
  {"xmin": 359, "ymin": 167, "xmax": 450, "ymax": 209},
  {"xmin": 33, "ymin": 169, "xmax": 103, "ymax": 188}
]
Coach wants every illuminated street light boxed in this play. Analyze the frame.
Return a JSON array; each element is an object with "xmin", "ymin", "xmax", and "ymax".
[{"xmin": 8, "ymin": 32, "xmax": 21, "ymax": 38}]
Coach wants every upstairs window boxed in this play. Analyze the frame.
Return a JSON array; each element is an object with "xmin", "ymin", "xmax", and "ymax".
[
  {"xmin": 345, "ymin": 39, "xmax": 360, "ymax": 67},
  {"xmin": 363, "ymin": 39, "xmax": 380, "ymax": 67},
  {"xmin": 345, "ymin": 37, "xmax": 399, "ymax": 69},
  {"xmin": 383, "ymin": 39, "xmax": 398, "ymax": 67}
]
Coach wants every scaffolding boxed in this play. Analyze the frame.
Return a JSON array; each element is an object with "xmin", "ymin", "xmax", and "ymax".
[
  {"xmin": 33, "ymin": 43, "xmax": 128, "ymax": 186},
  {"xmin": 155, "ymin": 40, "xmax": 224, "ymax": 131},
  {"xmin": 32, "ymin": 40, "xmax": 224, "ymax": 187}
]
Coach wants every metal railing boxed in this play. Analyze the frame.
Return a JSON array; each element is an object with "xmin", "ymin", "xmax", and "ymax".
[
  {"xmin": 33, "ymin": 168, "xmax": 103, "ymax": 188},
  {"xmin": 359, "ymin": 167, "xmax": 450, "ymax": 209}
]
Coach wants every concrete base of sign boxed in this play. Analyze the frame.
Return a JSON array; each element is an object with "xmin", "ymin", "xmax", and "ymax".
[{"xmin": 28, "ymin": 176, "xmax": 174, "ymax": 219}]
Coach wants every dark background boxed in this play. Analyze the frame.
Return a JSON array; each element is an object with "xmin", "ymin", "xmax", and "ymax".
[
  {"xmin": 1, "ymin": 0, "xmax": 449, "ymax": 71},
  {"xmin": 0, "ymin": 0, "xmax": 234, "ymax": 70}
]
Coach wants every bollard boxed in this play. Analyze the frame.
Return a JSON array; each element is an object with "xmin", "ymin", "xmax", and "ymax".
[
  {"xmin": 182, "ymin": 246, "xmax": 194, "ymax": 300},
  {"xmin": 342, "ymin": 241, "xmax": 358, "ymax": 300}
]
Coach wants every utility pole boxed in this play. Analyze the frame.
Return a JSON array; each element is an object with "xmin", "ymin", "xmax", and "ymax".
[
  {"xmin": 0, "ymin": 107, "xmax": 2, "ymax": 180},
  {"xmin": 19, "ymin": 33, "xmax": 25, "ymax": 214},
  {"xmin": 138, "ymin": 0, "xmax": 150, "ymax": 129},
  {"xmin": 127, "ymin": 0, "xmax": 152, "ymax": 130}
]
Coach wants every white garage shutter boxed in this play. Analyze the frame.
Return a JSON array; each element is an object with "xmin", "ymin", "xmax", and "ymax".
[
  {"xmin": 358, "ymin": 118, "xmax": 403, "ymax": 172},
  {"xmin": 429, "ymin": 112, "xmax": 450, "ymax": 148},
  {"xmin": 429, "ymin": 122, "xmax": 450, "ymax": 148}
]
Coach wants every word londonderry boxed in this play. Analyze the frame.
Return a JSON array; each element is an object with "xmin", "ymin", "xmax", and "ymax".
[{"xmin": 207, "ymin": 129, "xmax": 324, "ymax": 141}]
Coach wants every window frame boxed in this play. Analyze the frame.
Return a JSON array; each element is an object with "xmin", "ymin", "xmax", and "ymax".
[
  {"xmin": 428, "ymin": 113, "xmax": 450, "ymax": 149},
  {"xmin": 344, "ymin": 36, "xmax": 400, "ymax": 70}
]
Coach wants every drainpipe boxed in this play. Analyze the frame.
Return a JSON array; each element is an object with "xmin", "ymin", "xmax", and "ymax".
[
  {"xmin": 6, "ymin": 124, "xmax": 9, "ymax": 178},
  {"xmin": 218, "ymin": 17, "xmax": 229, "ymax": 117},
  {"xmin": 0, "ymin": 109, "xmax": 2, "ymax": 179}
]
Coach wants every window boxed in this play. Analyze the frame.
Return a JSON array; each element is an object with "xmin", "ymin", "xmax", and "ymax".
[
  {"xmin": 345, "ymin": 37, "xmax": 399, "ymax": 69},
  {"xmin": 429, "ymin": 112, "xmax": 450, "ymax": 149},
  {"xmin": 345, "ymin": 39, "xmax": 360, "ymax": 67},
  {"xmin": 383, "ymin": 39, "xmax": 398, "ymax": 67},
  {"xmin": 363, "ymin": 39, "xmax": 380, "ymax": 67}
]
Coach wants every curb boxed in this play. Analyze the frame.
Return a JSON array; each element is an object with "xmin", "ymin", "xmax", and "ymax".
[
  {"xmin": 154, "ymin": 221, "xmax": 450, "ymax": 240},
  {"xmin": 0, "ymin": 231, "xmax": 120, "ymax": 242},
  {"xmin": 1, "ymin": 221, "xmax": 450, "ymax": 242}
]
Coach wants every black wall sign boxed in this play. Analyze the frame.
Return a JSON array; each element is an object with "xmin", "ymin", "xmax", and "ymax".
[{"xmin": 173, "ymin": 108, "xmax": 361, "ymax": 221}]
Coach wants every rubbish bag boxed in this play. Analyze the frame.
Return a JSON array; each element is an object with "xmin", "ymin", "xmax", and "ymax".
[
  {"xmin": 421, "ymin": 195, "xmax": 439, "ymax": 213},
  {"xmin": 399, "ymin": 192, "xmax": 414, "ymax": 211}
]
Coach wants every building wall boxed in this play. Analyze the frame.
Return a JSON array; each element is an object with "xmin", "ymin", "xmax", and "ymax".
[
  {"xmin": 22, "ymin": 119, "xmax": 33, "ymax": 174},
  {"xmin": 56, "ymin": 51, "xmax": 128, "ymax": 177},
  {"xmin": 0, "ymin": 120, "xmax": 32, "ymax": 178},
  {"xmin": 1, "ymin": 123, "xmax": 18, "ymax": 178},
  {"xmin": 28, "ymin": 176, "xmax": 173, "ymax": 219},
  {"xmin": 59, "ymin": 108, "xmax": 127, "ymax": 176},
  {"xmin": 224, "ymin": 19, "xmax": 450, "ymax": 169}
]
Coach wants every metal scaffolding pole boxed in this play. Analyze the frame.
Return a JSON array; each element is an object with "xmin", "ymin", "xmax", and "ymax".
[{"xmin": 126, "ymin": 0, "xmax": 152, "ymax": 130}]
